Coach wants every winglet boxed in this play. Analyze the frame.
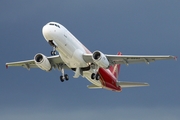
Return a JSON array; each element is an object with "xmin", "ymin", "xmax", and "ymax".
[
  {"xmin": 174, "ymin": 56, "xmax": 178, "ymax": 61},
  {"xmin": 6, "ymin": 64, "xmax": 8, "ymax": 69}
]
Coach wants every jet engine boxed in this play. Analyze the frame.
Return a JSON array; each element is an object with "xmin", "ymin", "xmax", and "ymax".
[
  {"xmin": 34, "ymin": 53, "xmax": 52, "ymax": 71},
  {"xmin": 92, "ymin": 51, "xmax": 110, "ymax": 69}
]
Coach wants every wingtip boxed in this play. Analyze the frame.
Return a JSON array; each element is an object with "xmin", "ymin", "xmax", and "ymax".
[
  {"xmin": 145, "ymin": 83, "xmax": 150, "ymax": 86},
  {"xmin": 6, "ymin": 64, "xmax": 8, "ymax": 69},
  {"xmin": 174, "ymin": 56, "xmax": 178, "ymax": 61}
]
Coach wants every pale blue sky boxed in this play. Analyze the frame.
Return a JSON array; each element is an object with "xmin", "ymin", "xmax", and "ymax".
[{"xmin": 1, "ymin": 0, "xmax": 180, "ymax": 120}]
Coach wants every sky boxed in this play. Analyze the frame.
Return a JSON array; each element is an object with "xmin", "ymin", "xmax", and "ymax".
[{"xmin": 0, "ymin": 0, "xmax": 180, "ymax": 120}]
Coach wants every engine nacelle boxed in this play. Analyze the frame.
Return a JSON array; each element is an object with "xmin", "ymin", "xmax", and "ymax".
[
  {"xmin": 92, "ymin": 51, "xmax": 110, "ymax": 69},
  {"xmin": 34, "ymin": 53, "xmax": 52, "ymax": 71}
]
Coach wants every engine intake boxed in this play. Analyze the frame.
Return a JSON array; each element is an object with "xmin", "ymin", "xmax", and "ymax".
[
  {"xmin": 92, "ymin": 51, "xmax": 110, "ymax": 69},
  {"xmin": 93, "ymin": 51, "xmax": 101, "ymax": 60},
  {"xmin": 34, "ymin": 53, "xmax": 52, "ymax": 71}
]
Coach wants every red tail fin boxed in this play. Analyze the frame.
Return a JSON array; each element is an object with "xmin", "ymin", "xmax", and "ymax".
[{"xmin": 109, "ymin": 52, "xmax": 122, "ymax": 80}]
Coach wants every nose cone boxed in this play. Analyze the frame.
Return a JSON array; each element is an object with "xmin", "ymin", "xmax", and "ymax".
[{"xmin": 42, "ymin": 25, "xmax": 52, "ymax": 41}]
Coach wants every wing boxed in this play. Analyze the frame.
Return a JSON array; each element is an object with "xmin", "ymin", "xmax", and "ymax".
[
  {"xmin": 83, "ymin": 54, "xmax": 176, "ymax": 65},
  {"xmin": 6, "ymin": 55, "xmax": 69, "ymax": 70}
]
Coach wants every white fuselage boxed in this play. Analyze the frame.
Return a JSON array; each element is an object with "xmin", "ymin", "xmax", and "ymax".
[{"xmin": 42, "ymin": 22, "xmax": 102, "ymax": 86}]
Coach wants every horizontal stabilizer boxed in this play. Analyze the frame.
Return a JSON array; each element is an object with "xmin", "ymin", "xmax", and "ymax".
[
  {"xmin": 87, "ymin": 84, "xmax": 102, "ymax": 89},
  {"xmin": 117, "ymin": 81, "xmax": 149, "ymax": 88}
]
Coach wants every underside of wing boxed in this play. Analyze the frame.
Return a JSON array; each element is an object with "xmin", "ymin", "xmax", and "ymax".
[
  {"xmin": 106, "ymin": 55, "xmax": 176, "ymax": 65},
  {"xmin": 6, "ymin": 55, "xmax": 69, "ymax": 70},
  {"xmin": 117, "ymin": 81, "xmax": 149, "ymax": 88},
  {"xmin": 6, "ymin": 59, "xmax": 36, "ymax": 69},
  {"xmin": 83, "ymin": 53, "xmax": 176, "ymax": 65}
]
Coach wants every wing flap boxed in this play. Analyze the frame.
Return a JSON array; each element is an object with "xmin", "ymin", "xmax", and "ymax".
[{"xmin": 117, "ymin": 81, "xmax": 149, "ymax": 88}]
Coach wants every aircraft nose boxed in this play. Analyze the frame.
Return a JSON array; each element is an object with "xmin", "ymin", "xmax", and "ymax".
[{"xmin": 42, "ymin": 25, "xmax": 52, "ymax": 41}]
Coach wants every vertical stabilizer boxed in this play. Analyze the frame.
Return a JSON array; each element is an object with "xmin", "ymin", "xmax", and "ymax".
[{"xmin": 109, "ymin": 52, "xmax": 122, "ymax": 80}]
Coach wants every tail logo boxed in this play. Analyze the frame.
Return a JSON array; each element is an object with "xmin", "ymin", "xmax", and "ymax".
[{"xmin": 109, "ymin": 52, "xmax": 121, "ymax": 80}]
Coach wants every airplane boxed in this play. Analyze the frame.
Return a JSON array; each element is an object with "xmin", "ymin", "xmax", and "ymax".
[{"xmin": 6, "ymin": 22, "xmax": 176, "ymax": 92}]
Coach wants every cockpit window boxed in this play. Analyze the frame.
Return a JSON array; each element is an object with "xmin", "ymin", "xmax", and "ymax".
[
  {"xmin": 49, "ymin": 23, "xmax": 60, "ymax": 28},
  {"xmin": 55, "ymin": 24, "xmax": 60, "ymax": 28}
]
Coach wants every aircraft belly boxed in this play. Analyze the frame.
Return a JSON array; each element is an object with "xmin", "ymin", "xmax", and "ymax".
[
  {"xmin": 54, "ymin": 37, "xmax": 88, "ymax": 68},
  {"xmin": 71, "ymin": 49, "xmax": 88, "ymax": 67},
  {"xmin": 55, "ymin": 36, "xmax": 74, "ymax": 58}
]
